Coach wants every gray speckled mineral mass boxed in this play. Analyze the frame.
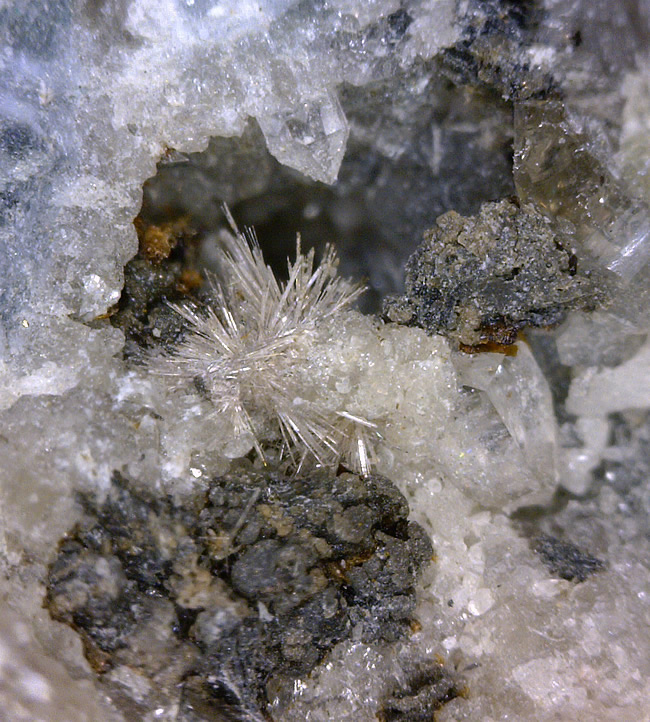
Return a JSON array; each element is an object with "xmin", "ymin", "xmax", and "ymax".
[{"xmin": 1, "ymin": 1, "xmax": 649, "ymax": 721}]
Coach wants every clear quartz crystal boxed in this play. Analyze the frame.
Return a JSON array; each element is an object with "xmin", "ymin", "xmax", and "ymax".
[
  {"xmin": 453, "ymin": 342, "xmax": 559, "ymax": 489},
  {"xmin": 514, "ymin": 99, "xmax": 650, "ymax": 280}
]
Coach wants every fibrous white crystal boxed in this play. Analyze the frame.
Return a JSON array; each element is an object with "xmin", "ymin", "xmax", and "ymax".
[{"xmin": 151, "ymin": 222, "xmax": 366, "ymax": 468}]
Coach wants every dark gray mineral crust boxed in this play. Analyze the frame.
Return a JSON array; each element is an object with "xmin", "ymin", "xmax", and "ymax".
[
  {"xmin": 46, "ymin": 469, "xmax": 432, "ymax": 720},
  {"xmin": 378, "ymin": 661, "xmax": 465, "ymax": 722},
  {"xmin": 384, "ymin": 199, "xmax": 601, "ymax": 347},
  {"xmin": 111, "ymin": 256, "xmax": 197, "ymax": 361},
  {"xmin": 440, "ymin": 0, "xmax": 553, "ymax": 100},
  {"xmin": 534, "ymin": 534, "xmax": 604, "ymax": 583}
]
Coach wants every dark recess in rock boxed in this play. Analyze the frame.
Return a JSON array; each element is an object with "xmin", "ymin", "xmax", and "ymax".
[
  {"xmin": 136, "ymin": 67, "xmax": 516, "ymax": 315},
  {"xmin": 384, "ymin": 199, "xmax": 604, "ymax": 348},
  {"xmin": 533, "ymin": 534, "xmax": 604, "ymax": 582},
  {"xmin": 593, "ymin": 412, "xmax": 650, "ymax": 509},
  {"xmin": 109, "ymin": 257, "xmax": 194, "ymax": 360},
  {"xmin": 46, "ymin": 469, "xmax": 432, "ymax": 720}
]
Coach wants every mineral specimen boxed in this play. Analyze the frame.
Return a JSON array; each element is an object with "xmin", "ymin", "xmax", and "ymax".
[
  {"xmin": 0, "ymin": 1, "xmax": 648, "ymax": 721},
  {"xmin": 384, "ymin": 199, "xmax": 602, "ymax": 347},
  {"xmin": 514, "ymin": 99, "xmax": 650, "ymax": 281},
  {"xmin": 148, "ymin": 218, "xmax": 366, "ymax": 469},
  {"xmin": 46, "ymin": 469, "xmax": 432, "ymax": 719},
  {"xmin": 533, "ymin": 534, "xmax": 604, "ymax": 583},
  {"xmin": 111, "ymin": 257, "xmax": 197, "ymax": 360},
  {"xmin": 439, "ymin": 0, "xmax": 553, "ymax": 100},
  {"xmin": 377, "ymin": 660, "xmax": 464, "ymax": 722}
]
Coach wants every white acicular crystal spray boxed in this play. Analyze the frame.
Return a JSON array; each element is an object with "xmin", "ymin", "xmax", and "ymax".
[{"xmin": 151, "ymin": 212, "xmax": 374, "ymax": 471}]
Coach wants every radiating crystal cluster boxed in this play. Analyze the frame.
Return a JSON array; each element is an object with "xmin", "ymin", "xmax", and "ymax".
[
  {"xmin": 0, "ymin": 1, "xmax": 648, "ymax": 721},
  {"xmin": 150, "ymin": 223, "xmax": 368, "ymax": 470}
]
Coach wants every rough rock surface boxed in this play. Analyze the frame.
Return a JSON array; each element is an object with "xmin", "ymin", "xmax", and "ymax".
[
  {"xmin": 110, "ymin": 257, "xmax": 195, "ymax": 360},
  {"xmin": 377, "ymin": 661, "xmax": 465, "ymax": 722},
  {"xmin": 439, "ymin": 0, "xmax": 553, "ymax": 100},
  {"xmin": 384, "ymin": 199, "xmax": 602, "ymax": 346},
  {"xmin": 0, "ymin": 1, "xmax": 648, "ymax": 721},
  {"xmin": 533, "ymin": 534, "xmax": 604, "ymax": 583},
  {"xmin": 46, "ymin": 469, "xmax": 432, "ymax": 719}
]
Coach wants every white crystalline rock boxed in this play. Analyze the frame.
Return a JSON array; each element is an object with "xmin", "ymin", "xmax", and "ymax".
[
  {"xmin": 0, "ymin": 605, "xmax": 111, "ymax": 721},
  {"xmin": 1, "ymin": 290, "xmax": 625, "ymax": 722},
  {"xmin": 453, "ymin": 342, "xmax": 560, "ymax": 490},
  {"xmin": 466, "ymin": 586, "xmax": 494, "ymax": 617},
  {"xmin": 403, "ymin": 0, "xmax": 459, "ymax": 61},
  {"xmin": 618, "ymin": 58, "xmax": 650, "ymax": 199},
  {"xmin": 326, "ymin": 0, "xmax": 400, "ymax": 28},
  {"xmin": 556, "ymin": 310, "xmax": 648, "ymax": 368},
  {"xmin": 1, "ymin": 291, "xmax": 646, "ymax": 721},
  {"xmin": 283, "ymin": 494, "xmax": 650, "ymax": 722},
  {"xmin": 511, "ymin": 656, "xmax": 588, "ymax": 708},
  {"xmin": 0, "ymin": 0, "xmax": 457, "ymax": 360},
  {"xmin": 553, "ymin": 308, "xmax": 650, "ymax": 493},
  {"xmin": 488, "ymin": 344, "xmax": 558, "ymax": 484},
  {"xmin": 52, "ymin": 175, "xmax": 135, "ymax": 211},
  {"xmin": 152, "ymin": 304, "xmax": 558, "ymax": 507},
  {"xmin": 555, "ymin": 311, "xmax": 650, "ymax": 494},
  {"xmin": 567, "ymin": 340, "xmax": 650, "ymax": 418},
  {"xmin": 560, "ymin": 415, "xmax": 610, "ymax": 495},
  {"xmin": 0, "ymin": 317, "xmax": 124, "ymax": 412}
]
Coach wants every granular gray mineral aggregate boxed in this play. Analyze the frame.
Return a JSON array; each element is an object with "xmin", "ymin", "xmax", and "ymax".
[
  {"xmin": 384, "ymin": 199, "xmax": 602, "ymax": 347},
  {"xmin": 439, "ymin": 0, "xmax": 553, "ymax": 100},
  {"xmin": 46, "ymin": 468, "xmax": 433, "ymax": 720},
  {"xmin": 377, "ymin": 660, "xmax": 465, "ymax": 722},
  {"xmin": 533, "ymin": 534, "xmax": 605, "ymax": 583}
]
